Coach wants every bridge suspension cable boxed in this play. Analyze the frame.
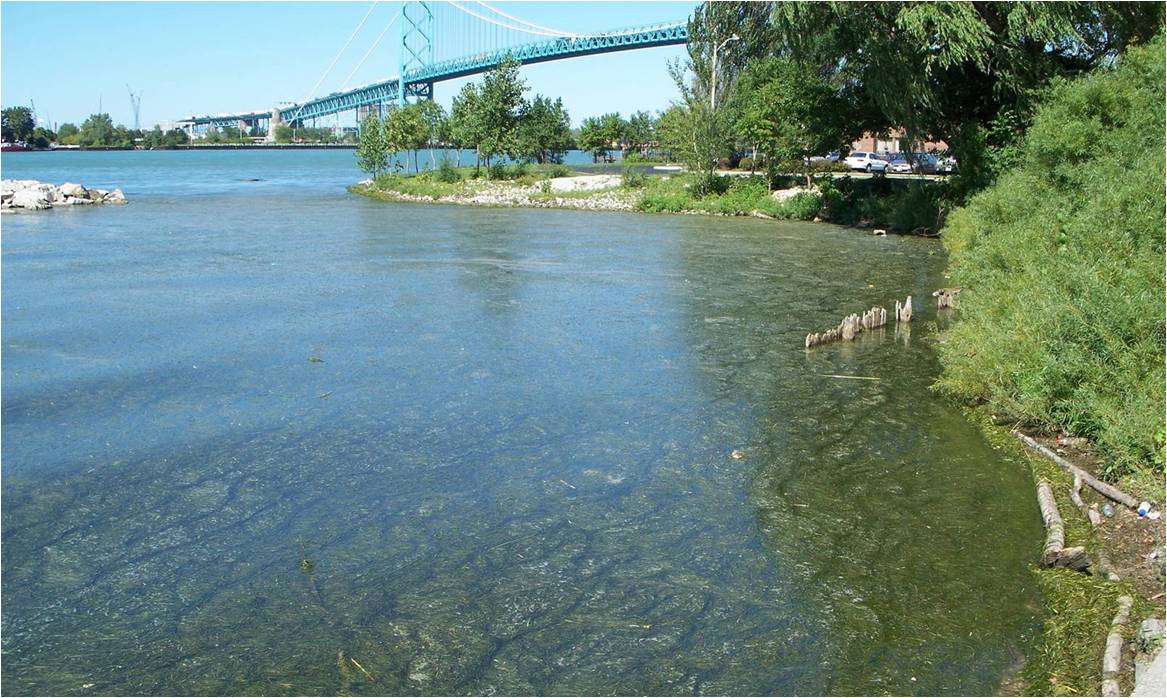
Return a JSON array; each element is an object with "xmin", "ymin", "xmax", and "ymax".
[
  {"xmin": 471, "ymin": 1, "xmax": 577, "ymax": 38},
  {"xmin": 447, "ymin": 1, "xmax": 571, "ymax": 38},
  {"xmin": 288, "ymin": 1, "xmax": 380, "ymax": 122},
  {"xmin": 341, "ymin": 8, "xmax": 403, "ymax": 90}
]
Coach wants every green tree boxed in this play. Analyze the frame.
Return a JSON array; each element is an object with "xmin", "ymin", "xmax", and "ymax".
[
  {"xmin": 476, "ymin": 57, "xmax": 527, "ymax": 175},
  {"xmin": 517, "ymin": 95, "xmax": 572, "ymax": 164},
  {"xmin": 274, "ymin": 124, "xmax": 294, "ymax": 143},
  {"xmin": 577, "ymin": 113, "xmax": 624, "ymax": 162},
  {"xmin": 79, "ymin": 113, "xmax": 116, "ymax": 147},
  {"xmin": 577, "ymin": 116, "xmax": 607, "ymax": 162},
  {"xmin": 2, "ymin": 106, "xmax": 35, "ymax": 143},
  {"xmin": 56, "ymin": 122, "xmax": 80, "ymax": 145},
  {"xmin": 686, "ymin": 1, "xmax": 775, "ymax": 110},
  {"xmin": 29, "ymin": 126, "xmax": 55, "ymax": 149},
  {"xmin": 657, "ymin": 59, "xmax": 734, "ymax": 193},
  {"xmin": 355, "ymin": 113, "xmax": 389, "ymax": 178},
  {"xmin": 735, "ymin": 57, "xmax": 854, "ymax": 186},
  {"xmin": 449, "ymin": 83, "xmax": 486, "ymax": 174},
  {"xmin": 391, "ymin": 103, "xmax": 429, "ymax": 173},
  {"xmin": 162, "ymin": 128, "xmax": 189, "ymax": 148},
  {"xmin": 412, "ymin": 99, "xmax": 447, "ymax": 169},
  {"xmin": 624, "ymin": 110, "xmax": 656, "ymax": 156}
]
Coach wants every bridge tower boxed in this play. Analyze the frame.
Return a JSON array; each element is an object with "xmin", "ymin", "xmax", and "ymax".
[{"xmin": 397, "ymin": 1, "xmax": 434, "ymax": 105}]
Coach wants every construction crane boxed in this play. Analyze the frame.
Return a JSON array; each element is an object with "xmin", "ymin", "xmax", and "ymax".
[{"xmin": 126, "ymin": 85, "xmax": 142, "ymax": 131}]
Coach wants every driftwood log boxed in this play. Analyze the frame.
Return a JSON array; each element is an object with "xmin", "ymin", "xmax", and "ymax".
[
  {"xmin": 1101, "ymin": 595, "xmax": 1134, "ymax": 696},
  {"xmin": 1070, "ymin": 476, "xmax": 1121, "ymax": 580},
  {"xmin": 1014, "ymin": 432, "xmax": 1143, "ymax": 510},
  {"xmin": 1037, "ymin": 481, "xmax": 1092, "ymax": 571}
]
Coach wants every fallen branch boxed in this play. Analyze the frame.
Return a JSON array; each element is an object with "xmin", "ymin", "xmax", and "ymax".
[
  {"xmin": 1071, "ymin": 475, "xmax": 1119, "ymax": 580},
  {"xmin": 1101, "ymin": 595, "xmax": 1133, "ymax": 696},
  {"xmin": 1037, "ymin": 481, "xmax": 1091, "ymax": 571},
  {"xmin": 1071, "ymin": 475, "xmax": 1105, "ymax": 526},
  {"xmin": 1014, "ymin": 432, "xmax": 1142, "ymax": 510}
]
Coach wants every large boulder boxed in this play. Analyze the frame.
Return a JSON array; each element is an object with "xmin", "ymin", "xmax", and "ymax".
[
  {"xmin": 104, "ymin": 189, "xmax": 127, "ymax": 204},
  {"xmin": 59, "ymin": 182, "xmax": 89, "ymax": 199},
  {"xmin": 11, "ymin": 189, "xmax": 51, "ymax": 210},
  {"xmin": 1, "ymin": 179, "xmax": 40, "ymax": 195}
]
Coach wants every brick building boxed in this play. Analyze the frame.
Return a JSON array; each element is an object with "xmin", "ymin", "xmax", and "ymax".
[{"xmin": 851, "ymin": 128, "xmax": 947, "ymax": 154}]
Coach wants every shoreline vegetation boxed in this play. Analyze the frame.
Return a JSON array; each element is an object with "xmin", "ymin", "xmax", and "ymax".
[{"xmin": 349, "ymin": 164, "xmax": 948, "ymax": 234}]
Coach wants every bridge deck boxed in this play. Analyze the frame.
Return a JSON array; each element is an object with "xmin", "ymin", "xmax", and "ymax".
[{"xmin": 181, "ymin": 21, "xmax": 687, "ymax": 127}]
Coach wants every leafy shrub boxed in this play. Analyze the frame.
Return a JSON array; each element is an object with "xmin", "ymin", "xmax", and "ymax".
[
  {"xmin": 488, "ymin": 162, "xmax": 509, "ymax": 180},
  {"xmin": 436, "ymin": 157, "xmax": 461, "ymax": 183},
  {"xmin": 548, "ymin": 164, "xmax": 571, "ymax": 178},
  {"xmin": 756, "ymin": 192, "xmax": 822, "ymax": 220},
  {"xmin": 704, "ymin": 177, "xmax": 769, "ymax": 215},
  {"xmin": 936, "ymin": 35, "xmax": 1166, "ymax": 477},
  {"xmin": 738, "ymin": 157, "xmax": 755, "ymax": 171},
  {"xmin": 815, "ymin": 176, "xmax": 948, "ymax": 231},
  {"xmin": 622, "ymin": 154, "xmax": 648, "ymax": 188},
  {"xmin": 637, "ymin": 189, "xmax": 691, "ymax": 213},
  {"xmin": 810, "ymin": 159, "xmax": 849, "ymax": 173}
]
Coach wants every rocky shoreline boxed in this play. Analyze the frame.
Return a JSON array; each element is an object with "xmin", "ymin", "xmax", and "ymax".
[
  {"xmin": 1, "ymin": 179, "xmax": 127, "ymax": 211},
  {"xmin": 352, "ymin": 174, "xmax": 638, "ymax": 212}
]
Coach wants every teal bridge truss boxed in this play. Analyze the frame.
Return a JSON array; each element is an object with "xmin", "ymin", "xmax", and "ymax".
[{"xmin": 179, "ymin": 2, "xmax": 688, "ymax": 131}]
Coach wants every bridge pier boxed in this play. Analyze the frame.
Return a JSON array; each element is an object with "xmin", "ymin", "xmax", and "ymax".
[{"xmin": 266, "ymin": 107, "xmax": 282, "ymax": 143}]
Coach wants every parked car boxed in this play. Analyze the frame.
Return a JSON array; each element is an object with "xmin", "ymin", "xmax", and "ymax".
[
  {"xmin": 884, "ymin": 152, "xmax": 942, "ymax": 174},
  {"xmin": 936, "ymin": 153, "xmax": 959, "ymax": 174},
  {"xmin": 910, "ymin": 152, "xmax": 939, "ymax": 174},
  {"xmin": 886, "ymin": 153, "xmax": 914, "ymax": 174},
  {"xmin": 844, "ymin": 151, "xmax": 889, "ymax": 173},
  {"xmin": 808, "ymin": 150, "xmax": 841, "ymax": 163}
]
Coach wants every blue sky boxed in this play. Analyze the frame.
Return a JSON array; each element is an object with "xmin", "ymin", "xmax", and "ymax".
[{"xmin": 1, "ymin": 1, "xmax": 699, "ymax": 130}]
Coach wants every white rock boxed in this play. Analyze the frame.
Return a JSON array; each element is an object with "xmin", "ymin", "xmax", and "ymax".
[
  {"xmin": 1, "ymin": 179, "xmax": 39, "ymax": 194},
  {"xmin": 11, "ymin": 189, "xmax": 51, "ymax": 210},
  {"xmin": 771, "ymin": 186, "xmax": 818, "ymax": 202},
  {"xmin": 59, "ymin": 182, "xmax": 89, "ymax": 199},
  {"xmin": 105, "ymin": 189, "xmax": 127, "ymax": 204},
  {"xmin": 543, "ymin": 174, "xmax": 621, "ymax": 192}
]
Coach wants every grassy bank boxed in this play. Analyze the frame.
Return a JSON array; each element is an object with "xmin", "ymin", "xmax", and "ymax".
[
  {"xmin": 970, "ymin": 412, "xmax": 1157, "ymax": 696},
  {"xmin": 935, "ymin": 36, "xmax": 1166, "ymax": 486},
  {"xmin": 355, "ymin": 161, "xmax": 952, "ymax": 233}
]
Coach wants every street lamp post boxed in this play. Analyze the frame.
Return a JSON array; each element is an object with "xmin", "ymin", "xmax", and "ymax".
[{"xmin": 710, "ymin": 34, "xmax": 741, "ymax": 111}]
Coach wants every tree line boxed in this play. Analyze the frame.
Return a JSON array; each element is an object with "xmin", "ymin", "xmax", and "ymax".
[
  {"xmin": 356, "ymin": 57, "xmax": 679, "ymax": 178},
  {"xmin": 2, "ymin": 107, "xmax": 191, "ymax": 149},
  {"xmin": 661, "ymin": 0, "xmax": 1164, "ymax": 197}
]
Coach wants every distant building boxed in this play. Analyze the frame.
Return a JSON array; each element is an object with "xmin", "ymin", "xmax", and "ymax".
[{"xmin": 852, "ymin": 128, "xmax": 947, "ymax": 154}]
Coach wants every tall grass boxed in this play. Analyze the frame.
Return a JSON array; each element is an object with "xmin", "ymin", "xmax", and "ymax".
[{"xmin": 935, "ymin": 36, "xmax": 1166, "ymax": 478}]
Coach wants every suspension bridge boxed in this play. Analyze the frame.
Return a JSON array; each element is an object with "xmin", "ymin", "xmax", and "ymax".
[{"xmin": 178, "ymin": 1, "xmax": 689, "ymax": 137}]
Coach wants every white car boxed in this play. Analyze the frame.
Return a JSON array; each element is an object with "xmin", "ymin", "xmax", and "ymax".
[{"xmin": 844, "ymin": 151, "xmax": 890, "ymax": 173}]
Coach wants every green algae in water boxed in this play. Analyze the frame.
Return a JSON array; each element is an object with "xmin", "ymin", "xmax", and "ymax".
[{"xmin": 2, "ymin": 198, "xmax": 1044, "ymax": 695}]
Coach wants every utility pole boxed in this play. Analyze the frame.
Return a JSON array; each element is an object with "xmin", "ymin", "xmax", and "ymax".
[
  {"xmin": 126, "ymin": 85, "xmax": 143, "ymax": 131},
  {"xmin": 710, "ymin": 34, "xmax": 740, "ymax": 111}
]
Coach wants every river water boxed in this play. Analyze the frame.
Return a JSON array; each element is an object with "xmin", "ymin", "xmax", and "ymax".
[{"xmin": 2, "ymin": 150, "xmax": 1042, "ymax": 696}]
